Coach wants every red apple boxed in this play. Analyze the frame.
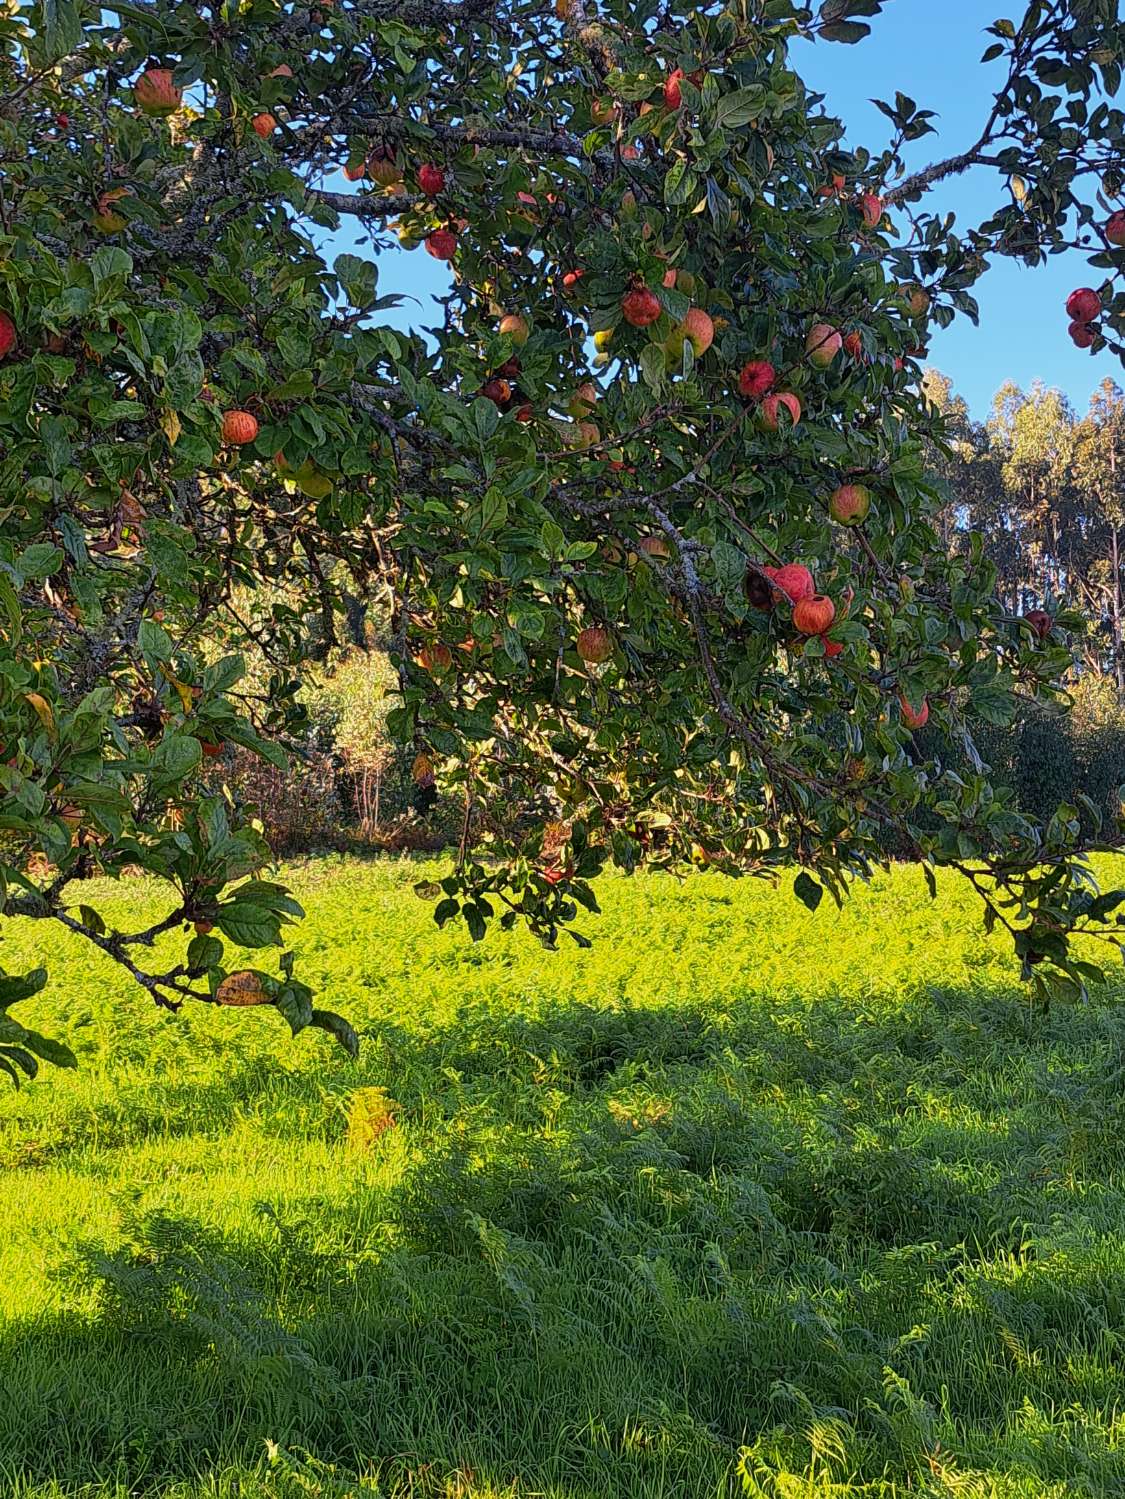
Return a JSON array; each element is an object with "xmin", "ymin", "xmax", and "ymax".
[
  {"xmin": 135, "ymin": 67, "xmax": 182, "ymax": 117},
  {"xmin": 860, "ymin": 191, "xmax": 883, "ymax": 228},
  {"xmin": 418, "ymin": 163, "xmax": 445, "ymax": 195},
  {"xmin": 425, "ymin": 227, "xmax": 458, "ymax": 260},
  {"xmin": 664, "ymin": 68, "xmax": 684, "ymax": 109},
  {"xmin": 251, "ymin": 112, "xmax": 276, "ymax": 138},
  {"xmin": 1069, "ymin": 320, "xmax": 1096, "ymax": 349},
  {"xmin": 0, "ymin": 311, "xmax": 16, "ymax": 360},
  {"xmin": 898, "ymin": 692, "xmax": 929, "ymax": 730},
  {"xmin": 1024, "ymin": 609, "xmax": 1053, "ymax": 639},
  {"xmin": 843, "ymin": 330, "xmax": 865, "ymax": 360},
  {"xmin": 577, "ymin": 626, "xmax": 612, "ymax": 663},
  {"xmin": 499, "ymin": 312, "xmax": 529, "ymax": 344},
  {"xmin": 738, "ymin": 360, "xmax": 776, "ymax": 400},
  {"xmin": 1066, "ymin": 287, "xmax": 1101, "ymax": 322},
  {"xmin": 771, "ymin": 563, "xmax": 814, "ymax": 603},
  {"xmin": 1107, "ymin": 211, "xmax": 1125, "ymax": 246},
  {"xmin": 622, "ymin": 286, "xmax": 662, "ymax": 327},
  {"xmin": 793, "ymin": 594, "xmax": 835, "ymax": 635},
  {"xmin": 821, "ymin": 636, "xmax": 844, "ymax": 658},
  {"xmin": 667, "ymin": 307, "xmax": 713, "ymax": 357},
  {"xmin": 759, "ymin": 392, "xmax": 801, "ymax": 430}
]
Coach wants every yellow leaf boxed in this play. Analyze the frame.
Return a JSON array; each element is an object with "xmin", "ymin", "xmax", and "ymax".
[
  {"xmin": 1009, "ymin": 174, "xmax": 1028, "ymax": 204},
  {"xmin": 160, "ymin": 408, "xmax": 182, "ymax": 446},
  {"xmin": 163, "ymin": 669, "xmax": 196, "ymax": 716},
  {"xmin": 23, "ymin": 691, "xmax": 55, "ymax": 737},
  {"xmin": 216, "ymin": 970, "xmax": 271, "ymax": 1007}
]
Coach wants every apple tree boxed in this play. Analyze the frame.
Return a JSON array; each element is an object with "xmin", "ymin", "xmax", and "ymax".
[{"xmin": 4, "ymin": 0, "xmax": 1125, "ymax": 1083}]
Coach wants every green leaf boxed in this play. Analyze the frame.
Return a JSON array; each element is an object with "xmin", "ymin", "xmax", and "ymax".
[
  {"xmin": 309, "ymin": 1008, "xmax": 360, "ymax": 1058},
  {"xmin": 794, "ymin": 872, "xmax": 824, "ymax": 911}
]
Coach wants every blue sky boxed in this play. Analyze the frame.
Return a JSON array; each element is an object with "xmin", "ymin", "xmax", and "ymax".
[{"xmin": 333, "ymin": 1, "xmax": 1118, "ymax": 422}]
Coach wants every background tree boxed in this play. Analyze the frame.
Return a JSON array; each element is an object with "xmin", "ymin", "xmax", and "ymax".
[
  {"xmin": 5, "ymin": 0, "xmax": 1125, "ymax": 1083},
  {"xmin": 1072, "ymin": 378, "xmax": 1125, "ymax": 685}
]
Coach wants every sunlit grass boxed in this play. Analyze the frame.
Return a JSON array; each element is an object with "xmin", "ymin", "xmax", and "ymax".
[{"xmin": 3, "ymin": 857, "xmax": 1125, "ymax": 1497}]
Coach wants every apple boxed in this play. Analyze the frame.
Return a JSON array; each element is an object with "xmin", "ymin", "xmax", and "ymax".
[
  {"xmin": 251, "ymin": 112, "xmax": 277, "ymax": 138},
  {"xmin": 562, "ymin": 268, "xmax": 584, "ymax": 292},
  {"xmin": 622, "ymin": 286, "xmax": 662, "ymax": 327},
  {"xmin": 418, "ymin": 642, "xmax": 453, "ymax": 673},
  {"xmin": 221, "ymin": 410, "xmax": 259, "ymax": 445},
  {"xmin": 621, "ymin": 144, "xmax": 641, "ymax": 161},
  {"xmin": 667, "ymin": 307, "xmax": 713, "ymax": 357},
  {"xmin": 567, "ymin": 381, "xmax": 598, "ymax": 418},
  {"xmin": 418, "ymin": 163, "xmax": 445, "ymax": 195},
  {"xmin": 898, "ymin": 692, "xmax": 929, "ymax": 730},
  {"xmin": 0, "ymin": 311, "xmax": 16, "ymax": 360},
  {"xmin": 1107, "ymin": 211, "xmax": 1125, "ymax": 246},
  {"xmin": 481, "ymin": 378, "xmax": 511, "ymax": 407},
  {"xmin": 793, "ymin": 594, "xmax": 835, "ymax": 635},
  {"xmin": 806, "ymin": 322, "xmax": 842, "ymax": 367},
  {"xmin": 771, "ymin": 563, "xmax": 814, "ymax": 603},
  {"xmin": 577, "ymin": 626, "xmax": 612, "ymax": 663},
  {"xmin": 199, "ymin": 739, "xmax": 223, "ymax": 758},
  {"xmin": 899, "ymin": 284, "xmax": 930, "ymax": 318},
  {"xmin": 343, "ymin": 158, "xmax": 366, "ymax": 181},
  {"xmin": 1024, "ymin": 609, "xmax": 1053, "ymax": 639},
  {"xmin": 1066, "ymin": 287, "xmax": 1101, "ymax": 322},
  {"xmin": 135, "ymin": 67, "xmax": 182, "ymax": 117},
  {"xmin": 425, "ymin": 227, "xmax": 458, "ymax": 260},
  {"xmin": 662, "ymin": 267, "xmax": 678, "ymax": 289},
  {"xmin": 829, "ymin": 483, "xmax": 871, "ymax": 525},
  {"xmin": 664, "ymin": 68, "xmax": 684, "ymax": 109},
  {"xmin": 269, "ymin": 64, "xmax": 294, "ymax": 78},
  {"xmin": 591, "ymin": 97, "xmax": 616, "ymax": 125},
  {"xmin": 738, "ymin": 360, "xmax": 776, "ymax": 400},
  {"xmin": 193, "ymin": 920, "xmax": 214, "ymax": 935},
  {"xmin": 818, "ymin": 173, "xmax": 846, "ymax": 198},
  {"xmin": 499, "ymin": 312, "xmax": 529, "ymax": 344},
  {"xmin": 1069, "ymin": 320, "xmax": 1096, "ymax": 349},
  {"xmin": 843, "ymin": 330, "xmax": 865, "ymax": 360},
  {"xmin": 759, "ymin": 392, "xmax": 801, "ymax": 430},
  {"xmin": 368, "ymin": 147, "xmax": 402, "ymax": 188},
  {"xmin": 859, "ymin": 191, "xmax": 883, "ymax": 228},
  {"xmin": 515, "ymin": 404, "xmax": 534, "ymax": 422},
  {"xmin": 821, "ymin": 636, "xmax": 844, "ymax": 658}
]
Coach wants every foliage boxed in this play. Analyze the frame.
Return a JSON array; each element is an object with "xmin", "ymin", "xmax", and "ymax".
[
  {"xmin": 7, "ymin": 0, "xmax": 1125, "ymax": 1065},
  {"xmin": 5, "ymin": 859, "xmax": 1125, "ymax": 1496}
]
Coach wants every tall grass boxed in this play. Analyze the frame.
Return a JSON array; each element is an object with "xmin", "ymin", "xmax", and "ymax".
[{"xmin": 3, "ymin": 857, "xmax": 1125, "ymax": 1498}]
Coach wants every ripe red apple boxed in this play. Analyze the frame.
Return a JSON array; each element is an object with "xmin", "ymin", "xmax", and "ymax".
[
  {"xmin": 221, "ymin": 410, "xmax": 259, "ymax": 445},
  {"xmin": 251, "ymin": 112, "xmax": 277, "ymax": 138},
  {"xmin": 898, "ymin": 692, "xmax": 929, "ymax": 730},
  {"xmin": 0, "ymin": 311, "xmax": 16, "ymax": 360},
  {"xmin": 343, "ymin": 158, "xmax": 366, "ymax": 181},
  {"xmin": 562, "ymin": 268, "xmax": 584, "ymax": 292},
  {"xmin": 668, "ymin": 307, "xmax": 713, "ymax": 357},
  {"xmin": 806, "ymin": 322, "xmax": 842, "ymax": 367},
  {"xmin": 818, "ymin": 173, "xmax": 846, "ymax": 198},
  {"xmin": 1066, "ymin": 287, "xmax": 1101, "ymax": 322},
  {"xmin": 621, "ymin": 144, "xmax": 641, "ymax": 161},
  {"xmin": 793, "ymin": 594, "xmax": 835, "ymax": 635},
  {"xmin": 515, "ymin": 403, "xmax": 534, "ymax": 422},
  {"xmin": 829, "ymin": 483, "xmax": 871, "ymax": 526},
  {"xmin": 481, "ymin": 377, "xmax": 511, "ymax": 407},
  {"xmin": 843, "ymin": 330, "xmax": 865, "ymax": 360},
  {"xmin": 418, "ymin": 642, "xmax": 453, "ymax": 673},
  {"xmin": 860, "ymin": 191, "xmax": 883, "ymax": 228},
  {"xmin": 55, "ymin": 112, "xmax": 69, "ymax": 128},
  {"xmin": 425, "ymin": 228, "xmax": 458, "ymax": 260},
  {"xmin": 738, "ymin": 360, "xmax": 776, "ymax": 400},
  {"xmin": 499, "ymin": 312, "xmax": 529, "ymax": 344},
  {"xmin": 664, "ymin": 68, "xmax": 684, "ymax": 109},
  {"xmin": 199, "ymin": 739, "xmax": 224, "ymax": 758},
  {"xmin": 622, "ymin": 286, "xmax": 662, "ymax": 327},
  {"xmin": 771, "ymin": 563, "xmax": 814, "ymax": 603},
  {"xmin": 821, "ymin": 636, "xmax": 844, "ymax": 658},
  {"xmin": 577, "ymin": 625, "xmax": 612, "ymax": 663},
  {"xmin": 135, "ymin": 67, "xmax": 182, "ymax": 117},
  {"xmin": 759, "ymin": 392, "xmax": 801, "ymax": 431},
  {"xmin": 1107, "ymin": 211, "xmax": 1125, "ymax": 246},
  {"xmin": 1024, "ymin": 609, "xmax": 1053, "ymax": 639},
  {"xmin": 418, "ymin": 163, "xmax": 445, "ymax": 195},
  {"xmin": 1069, "ymin": 320, "xmax": 1096, "ymax": 349}
]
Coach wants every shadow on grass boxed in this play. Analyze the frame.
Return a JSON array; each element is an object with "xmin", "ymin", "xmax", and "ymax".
[{"xmin": 4, "ymin": 984, "xmax": 1125, "ymax": 1496}]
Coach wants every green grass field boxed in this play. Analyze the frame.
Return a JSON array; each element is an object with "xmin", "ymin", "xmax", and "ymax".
[{"xmin": 4, "ymin": 857, "xmax": 1125, "ymax": 1499}]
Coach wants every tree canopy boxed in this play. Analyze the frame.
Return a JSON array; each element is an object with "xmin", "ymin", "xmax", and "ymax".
[{"xmin": 4, "ymin": 0, "xmax": 1125, "ymax": 1083}]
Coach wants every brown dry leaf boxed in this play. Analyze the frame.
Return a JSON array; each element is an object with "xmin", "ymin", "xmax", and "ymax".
[{"xmin": 216, "ymin": 970, "xmax": 271, "ymax": 1007}]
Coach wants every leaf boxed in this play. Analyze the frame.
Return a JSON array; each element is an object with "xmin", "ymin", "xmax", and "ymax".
[
  {"xmin": 215, "ymin": 970, "xmax": 272, "ymax": 1006},
  {"xmin": 473, "ymin": 398, "xmax": 499, "ymax": 445},
  {"xmin": 713, "ymin": 87, "xmax": 767, "ymax": 128},
  {"xmin": 310, "ymin": 1008, "xmax": 360, "ymax": 1058},
  {"xmin": 160, "ymin": 407, "xmax": 182, "ymax": 447},
  {"xmin": 38, "ymin": 0, "xmax": 82, "ymax": 62},
  {"xmin": 138, "ymin": 618, "xmax": 174, "ymax": 663},
  {"xmin": 23, "ymin": 692, "xmax": 56, "ymax": 738},
  {"xmin": 275, "ymin": 981, "xmax": 314, "ymax": 1036},
  {"xmin": 820, "ymin": 19, "xmax": 872, "ymax": 41},
  {"xmin": 216, "ymin": 905, "xmax": 283, "ymax": 948},
  {"xmin": 794, "ymin": 872, "xmax": 824, "ymax": 911}
]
